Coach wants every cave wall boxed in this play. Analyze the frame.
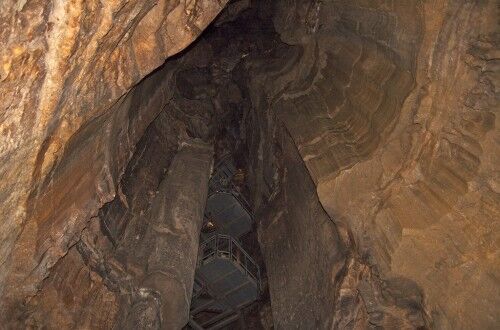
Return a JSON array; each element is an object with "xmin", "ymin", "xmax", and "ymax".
[
  {"xmin": 99, "ymin": 110, "xmax": 184, "ymax": 246},
  {"xmin": 258, "ymin": 130, "xmax": 346, "ymax": 329},
  {"xmin": 0, "ymin": 0, "xmax": 498, "ymax": 328},
  {"xmin": 316, "ymin": 2, "xmax": 499, "ymax": 328},
  {"xmin": 1, "ymin": 59, "xmax": 179, "ymax": 321},
  {"xmin": 19, "ymin": 104, "xmax": 188, "ymax": 328},
  {"xmin": 23, "ymin": 120, "xmax": 213, "ymax": 329},
  {"xmin": 252, "ymin": 124, "xmax": 427, "ymax": 329},
  {"xmin": 0, "ymin": 0, "xmax": 227, "ymax": 322},
  {"xmin": 3, "ymin": 7, "xmax": 240, "ymax": 324},
  {"xmin": 25, "ymin": 225, "xmax": 120, "ymax": 329},
  {"xmin": 247, "ymin": 0, "xmax": 499, "ymax": 328}
]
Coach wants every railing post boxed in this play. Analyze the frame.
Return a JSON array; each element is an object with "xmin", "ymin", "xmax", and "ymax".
[{"xmin": 214, "ymin": 235, "xmax": 217, "ymax": 257}]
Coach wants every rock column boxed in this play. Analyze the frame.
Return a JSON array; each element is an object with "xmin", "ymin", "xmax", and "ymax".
[{"xmin": 130, "ymin": 138, "xmax": 213, "ymax": 329}]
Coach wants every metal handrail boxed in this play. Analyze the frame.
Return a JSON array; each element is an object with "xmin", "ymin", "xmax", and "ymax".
[{"xmin": 198, "ymin": 234, "xmax": 261, "ymax": 291}]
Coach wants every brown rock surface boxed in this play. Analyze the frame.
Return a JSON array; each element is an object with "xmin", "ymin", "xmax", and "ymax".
[
  {"xmin": 0, "ymin": 0, "xmax": 498, "ymax": 328},
  {"xmin": 244, "ymin": 0, "xmax": 499, "ymax": 328},
  {"xmin": 26, "ymin": 225, "xmax": 120, "ymax": 329},
  {"xmin": 136, "ymin": 138, "xmax": 213, "ymax": 329},
  {"xmin": 258, "ymin": 130, "xmax": 346, "ymax": 328},
  {"xmin": 0, "ymin": 0, "xmax": 227, "ymax": 325}
]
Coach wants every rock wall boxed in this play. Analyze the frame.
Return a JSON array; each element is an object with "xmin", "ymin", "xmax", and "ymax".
[
  {"xmin": 255, "ymin": 127, "xmax": 427, "ymax": 329},
  {"xmin": 22, "ymin": 126, "xmax": 213, "ymax": 329},
  {"xmin": 1, "ymin": 59, "xmax": 179, "ymax": 321},
  {"xmin": 0, "ymin": 0, "xmax": 498, "ymax": 328},
  {"xmin": 247, "ymin": 0, "xmax": 499, "ymax": 328},
  {"xmin": 258, "ymin": 130, "xmax": 346, "ymax": 328},
  {"xmin": 18, "ymin": 106, "xmax": 195, "ymax": 328},
  {"xmin": 317, "ymin": 2, "xmax": 499, "ymax": 328},
  {"xmin": 26, "ymin": 223, "xmax": 120, "ymax": 329},
  {"xmin": 0, "ymin": 0, "xmax": 227, "ymax": 322},
  {"xmin": 24, "ymin": 243, "xmax": 119, "ymax": 329}
]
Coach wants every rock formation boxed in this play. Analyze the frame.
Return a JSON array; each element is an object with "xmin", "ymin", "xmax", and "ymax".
[
  {"xmin": 242, "ymin": 1, "xmax": 498, "ymax": 328},
  {"xmin": 125, "ymin": 139, "xmax": 213, "ymax": 329},
  {"xmin": 0, "ymin": 0, "xmax": 498, "ymax": 329},
  {"xmin": 0, "ymin": 0, "xmax": 227, "ymax": 326}
]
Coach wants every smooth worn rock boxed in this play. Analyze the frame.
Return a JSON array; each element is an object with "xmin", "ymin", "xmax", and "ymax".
[{"xmin": 258, "ymin": 130, "xmax": 346, "ymax": 329}]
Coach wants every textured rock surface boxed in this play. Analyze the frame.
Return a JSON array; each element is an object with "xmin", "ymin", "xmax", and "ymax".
[
  {"xmin": 0, "ymin": 0, "xmax": 227, "ymax": 325},
  {"xmin": 244, "ymin": 0, "xmax": 499, "ymax": 328},
  {"xmin": 27, "ymin": 247, "xmax": 119, "ymax": 329},
  {"xmin": 22, "ymin": 118, "xmax": 213, "ymax": 329},
  {"xmin": 0, "ymin": 0, "xmax": 498, "ymax": 328},
  {"xmin": 255, "ymin": 129, "xmax": 426, "ymax": 329},
  {"xmin": 258, "ymin": 131, "xmax": 346, "ymax": 328},
  {"xmin": 25, "ymin": 220, "xmax": 121, "ymax": 329},
  {"xmin": 135, "ymin": 139, "xmax": 213, "ymax": 329}
]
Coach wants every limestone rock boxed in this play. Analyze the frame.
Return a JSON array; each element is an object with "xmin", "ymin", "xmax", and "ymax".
[
  {"xmin": 0, "ymin": 0, "xmax": 498, "ymax": 328},
  {"xmin": 0, "ymin": 0, "xmax": 227, "ymax": 324},
  {"xmin": 247, "ymin": 0, "xmax": 499, "ymax": 328}
]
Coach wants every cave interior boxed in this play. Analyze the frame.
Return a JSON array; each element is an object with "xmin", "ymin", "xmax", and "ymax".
[{"xmin": 0, "ymin": 0, "xmax": 498, "ymax": 329}]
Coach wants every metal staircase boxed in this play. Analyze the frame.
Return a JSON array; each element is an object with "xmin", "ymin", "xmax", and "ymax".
[
  {"xmin": 189, "ymin": 235, "xmax": 261, "ymax": 329},
  {"xmin": 188, "ymin": 156, "xmax": 261, "ymax": 329}
]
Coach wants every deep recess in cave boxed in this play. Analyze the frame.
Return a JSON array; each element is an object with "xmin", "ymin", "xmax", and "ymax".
[{"xmin": 0, "ymin": 0, "xmax": 498, "ymax": 329}]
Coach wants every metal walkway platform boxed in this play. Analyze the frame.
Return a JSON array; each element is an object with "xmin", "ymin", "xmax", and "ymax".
[
  {"xmin": 208, "ymin": 155, "xmax": 237, "ymax": 195},
  {"xmin": 188, "ymin": 156, "xmax": 260, "ymax": 329},
  {"xmin": 189, "ymin": 235, "xmax": 260, "ymax": 329},
  {"xmin": 202, "ymin": 192, "xmax": 253, "ymax": 240},
  {"xmin": 202, "ymin": 155, "xmax": 253, "ymax": 240}
]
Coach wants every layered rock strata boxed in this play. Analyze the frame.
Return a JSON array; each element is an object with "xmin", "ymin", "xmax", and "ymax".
[
  {"xmin": 246, "ymin": 0, "xmax": 499, "ymax": 328},
  {"xmin": 0, "ymin": 0, "xmax": 227, "ymax": 323},
  {"xmin": 0, "ymin": 0, "xmax": 498, "ymax": 328}
]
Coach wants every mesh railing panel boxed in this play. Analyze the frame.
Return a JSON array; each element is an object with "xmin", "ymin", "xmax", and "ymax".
[{"xmin": 198, "ymin": 234, "xmax": 260, "ymax": 289}]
